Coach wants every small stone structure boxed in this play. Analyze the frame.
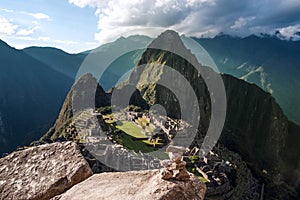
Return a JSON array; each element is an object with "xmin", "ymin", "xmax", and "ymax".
[{"xmin": 161, "ymin": 145, "xmax": 190, "ymax": 181}]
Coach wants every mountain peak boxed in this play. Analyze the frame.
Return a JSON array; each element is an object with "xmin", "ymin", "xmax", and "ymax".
[
  {"xmin": 148, "ymin": 30, "xmax": 182, "ymax": 49},
  {"xmin": 158, "ymin": 30, "xmax": 180, "ymax": 39},
  {"xmin": 146, "ymin": 30, "xmax": 199, "ymax": 66},
  {"xmin": 0, "ymin": 39, "xmax": 17, "ymax": 51},
  {"xmin": 0, "ymin": 39, "xmax": 8, "ymax": 46}
]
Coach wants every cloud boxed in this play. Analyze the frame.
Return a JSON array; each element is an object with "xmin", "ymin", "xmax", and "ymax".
[
  {"xmin": 0, "ymin": 16, "xmax": 18, "ymax": 35},
  {"xmin": 16, "ymin": 26, "xmax": 40, "ymax": 36},
  {"xmin": 230, "ymin": 16, "xmax": 256, "ymax": 30},
  {"xmin": 69, "ymin": 0, "xmax": 300, "ymax": 43},
  {"xmin": 69, "ymin": 0, "xmax": 100, "ymax": 8},
  {"xmin": 1, "ymin": 8, "xmax": 50, "ymax": 20},
  {"xmin": 277, "ymin": 24, "xmax": 300, "ymax": 40},
  {"xmin": 28, "ymin": 12, "xmax": 50, "ymax": 20},
  {"xmin": 0, "ymin": 8, "xmax": 13, "ymax": 13},
  {"xmin": 20, "ymin": 11, "xmax": 50, "ymax": 20}
]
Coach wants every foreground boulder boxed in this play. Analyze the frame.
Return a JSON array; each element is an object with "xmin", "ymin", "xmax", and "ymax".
[
  {"xmin": 0, "ymin": 142, "xmax": 92, "ymax": 200},
  {"xmin": 54, "ymin": 169, "xmax": 206, "ymax": 200}
]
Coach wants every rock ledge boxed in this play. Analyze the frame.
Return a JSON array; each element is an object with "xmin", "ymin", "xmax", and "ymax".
[{"xmin": 54, "ymin": 169, "xmax": 206, "ymax": 200}]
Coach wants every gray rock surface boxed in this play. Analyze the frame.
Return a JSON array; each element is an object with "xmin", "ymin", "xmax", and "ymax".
[
  {"xmin": 54, "ymin": 169, "xmax": 206, "ymax": 200},
  {"xmin": 0, "ymin": 142, "xmax": 92, "ymax": 200}
]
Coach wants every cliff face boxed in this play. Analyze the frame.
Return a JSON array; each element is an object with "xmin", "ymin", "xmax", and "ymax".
[
  {"xmin": 126, "ymin": 30, "xmax": 300, "ymax": 193},
  {"xmin": 221, "ymin": 75, "xmax": 288, "ymax": 173}
]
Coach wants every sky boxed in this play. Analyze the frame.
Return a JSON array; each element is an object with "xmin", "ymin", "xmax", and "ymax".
[{"xmin": 0, "ymin": 0, "xmax": 300, "ymax": 53}]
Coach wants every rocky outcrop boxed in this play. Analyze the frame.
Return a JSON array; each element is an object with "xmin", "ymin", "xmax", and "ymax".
[
  {"xmin": 0, "ymin": 142, "xmax": 92, "ymax": 200},
  {"xmin": 53, "ymin": 169, "xmax": 206, "ymax": 200}
]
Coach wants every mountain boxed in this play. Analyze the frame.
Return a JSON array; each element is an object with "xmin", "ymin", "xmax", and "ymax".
[
  {"xmin": 42, "ymin": 73, "xmax": 110, "ymax": 141},
  {"xmin": 24, "ymin": 35, "xmax": 153, "ymax": 91},
  {"xmin": 194, "ymin": 34, "xmax": 300, "ymax": 124},
  {"xmin": 0, "ymin": 40, "xmax": 73, "ymax": 154},
  {"xmin": 125, "ymin": 30, "xmax": 300, "ymax": 198},
  {"xmin": 84, "ymin": 35, "xmax": 152, "ymax": 91},
  {"xmin": 2, "ymin": 30, "xmax": 300, "ymax": 198},
  {"xmin": 23, "ymin": 47, "xmax": 86, "ymax": 79}
]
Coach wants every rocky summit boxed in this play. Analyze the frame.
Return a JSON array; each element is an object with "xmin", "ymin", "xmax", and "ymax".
[
  {"xmin": 0, "ymin": 142, "xmax": 92, "ymax": 200},
  {"xmin": 53, "ymin": 170, "xmax": 206, "ymax": 200}
]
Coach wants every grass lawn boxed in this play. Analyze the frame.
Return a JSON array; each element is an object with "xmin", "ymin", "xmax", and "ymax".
[
  {"xmin": 116, "ymin": 121, "xmax": 147, "ymax": 139},
  {"xmin": 121, "ymin": 133, "xmax": 156, "ymax": 153}
]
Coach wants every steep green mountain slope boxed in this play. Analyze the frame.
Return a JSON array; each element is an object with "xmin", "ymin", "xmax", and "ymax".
[
  {"xmin": 126, "ymin": 30, "xmax": 300, "ymax": 198},
  {"xmin": 0, "ymin": 40, "xmax": 73, "ymax": 154},
  {"xmin": 195, "ymin": 35, "xmax": 300, "ymax": 124}
]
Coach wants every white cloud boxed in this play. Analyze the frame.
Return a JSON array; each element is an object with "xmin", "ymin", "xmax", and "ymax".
[
  {"xmin": 0, "ymin": 16, "xmax": 18, "ymax": 35},
  {"xmin": 20, "ymin": 11, "xmax": 50, "ymax": 20},
  {"xmin": 277, "ymin": 25, "xmax": 300, "ymax": 40},
  {"xmin": 69, "ymin": 0, "xmax": 101, "ymax": 8},
  {"xmin": 16, "ymin": 26, "xmax": 40, "ymax": 36},
  {"xmin": 230, "ymin": 16, "xmax": 256, "ymax": 30},
  {"xmin": 69, "ymin": 0, "xmax": 300, "ymax": 42},
  {"xmin": 70, "ymin": 0, "xmax": 216, "ymax": 43},
  {"xmin": 29, "ymin": 12, "xmax": 50, "ymax": 20},
  {"xmin": 0, "ymin": 8, "xmax": 13, "ymax": 13}
]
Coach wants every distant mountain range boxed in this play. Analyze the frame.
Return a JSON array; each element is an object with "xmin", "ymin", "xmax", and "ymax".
[
  {"xmin": 24, "ymin": 35, "xmax": 152, "ymax": 91},
  {"xmin": 195, "ymin": 34, "xmax": 300, "ymax": 124}
]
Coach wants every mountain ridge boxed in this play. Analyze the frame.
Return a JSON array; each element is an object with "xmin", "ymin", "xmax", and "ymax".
[{"xmin": 0, "ymin": 40, "xmax": 74, "ymax": 154}]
